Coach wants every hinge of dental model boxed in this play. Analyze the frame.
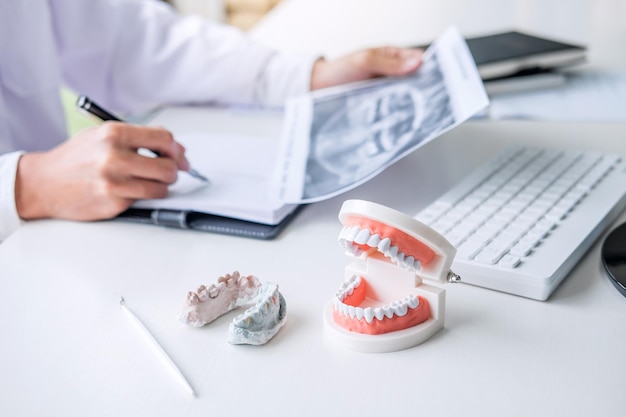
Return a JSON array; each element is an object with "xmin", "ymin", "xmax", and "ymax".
[
  {"xmin": 447, "ymin": 271, "xmax": 461, "ymax": 283},
  {"xmin": 178, "ymin": 271, "xmax": 287, "ymax": 346}
]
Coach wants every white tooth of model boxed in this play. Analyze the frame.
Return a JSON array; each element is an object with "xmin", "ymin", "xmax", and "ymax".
[
  {"xmin": 355, "ymin": 229, "xmax": 371, "ymax": 244},
  {"xmin": 367, "ymin": 234, "xmax": 381, "ymax": 247},
  {"xmin": 346, "ymin": 226, "xmax": 360, "ymax": 242}
]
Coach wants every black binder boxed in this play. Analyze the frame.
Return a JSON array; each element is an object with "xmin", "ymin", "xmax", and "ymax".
[{"xmin": 114, "ymin": 205, "xmax": 305, "ymax": 240}]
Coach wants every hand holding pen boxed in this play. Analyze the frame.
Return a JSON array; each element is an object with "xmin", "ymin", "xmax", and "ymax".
[
  {"xmin": 76, "ymin": 95, "xmax": 210, "ymax": 184},
  {"xmin": 15, "ymin": 110, "xmax": 192, "ymax": 222}
]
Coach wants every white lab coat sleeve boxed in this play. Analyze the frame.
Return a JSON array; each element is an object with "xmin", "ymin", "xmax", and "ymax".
[
  {"xmin": 0, "ymin": 151, "xmax": 24, "ymax": 242},
  {"xmin": 51, "ymin": 0, "xmax": 317, "ymax": 114},
  {"xmin": 256, "ymin": 52, "xmax": 318, "ymax": 108}
]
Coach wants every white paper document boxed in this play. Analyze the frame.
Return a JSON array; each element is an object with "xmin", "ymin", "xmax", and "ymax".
[
  {"xmin": 274, "ymin": 27, "xmax": 489, "ymax": 203},
  {"xmin": 135, "ymin": 107, "xmax": 297, "ymax": 225}
]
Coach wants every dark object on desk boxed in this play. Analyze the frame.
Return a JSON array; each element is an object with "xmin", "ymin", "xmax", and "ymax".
[
  {"xmin": 114, "ymin": 206, "xmax": 305, "ymax": 240},
  {"xmin": 481, "ymin": 68, "xmax": 566, "ymax": 95},
  {"xmin": 601, "ymin": 222, "xmax": 626, "ymax": 297},
  {"xmin": 417, "ymin": 30, "xmax": 586, "ymax": 93},
  {"xmin": 466, "ymin": 30, "xmax": 587, "ymax": 81}
]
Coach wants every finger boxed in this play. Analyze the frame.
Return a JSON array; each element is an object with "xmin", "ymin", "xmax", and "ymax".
[
  {"xmin": 121, "ymin": 151, "xmax": 180, "ymax": 184},
  {"xmin": 92, "ymin": 137, "xmax": 179, "ymax": 185},
  {"xmin": 107, "ymin": 177, "xmax": 171, "ymax": 201},
  {"xmin": 98, "ymin": 123, "xmax": 190, "ymax": 171},
  {"xmin": 365, "ymin": 47, "xmax": 423, "ymax": 76},
  {"xmin": 311, "ymin": 47, "xmax": 425, "ymax": 90}
]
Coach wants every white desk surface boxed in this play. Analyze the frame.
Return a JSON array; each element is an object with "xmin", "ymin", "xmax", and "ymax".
[
  {"xmin": 2, "ymin": 122, "xmax": 626, "ymax": 417},
  {"xmin": 2, "ymin": 1, "xmax": 626, "ymax": 416}
]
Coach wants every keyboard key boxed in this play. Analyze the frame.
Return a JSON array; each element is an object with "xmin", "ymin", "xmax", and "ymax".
[
  {"xmin": 474, "ymin": 243, "xmax": 509, "ymax": 265},
  {"xmin": 456, "ymin": 237, "xmax": 487, "ymax": 260},
  {"xmin": 498, "ymin": 254, "xmax": 521, "ymax": 269},
  {"xmin": 443, "ymin": 229, "xmax": 470, "ymax": 247}
]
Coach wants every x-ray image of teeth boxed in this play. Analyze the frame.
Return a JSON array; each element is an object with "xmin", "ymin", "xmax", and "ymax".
[
  {"xmin": 304, "ymin": 52, "xmax": 454, "ymax": 200},
  {"xmin": 276, "ymin": 27, "xmax": 489, "ymax": 204}
]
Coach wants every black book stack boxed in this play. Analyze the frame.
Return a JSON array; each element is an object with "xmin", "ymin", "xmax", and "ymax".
[{"xmin": 466, "ymin": 30, "xmax": 587, "ymax": 95}]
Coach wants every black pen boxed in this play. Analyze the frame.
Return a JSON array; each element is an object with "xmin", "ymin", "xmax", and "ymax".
[{"xmin": 76, "ymin": 95, "xmax": 210, "ymax": 184}]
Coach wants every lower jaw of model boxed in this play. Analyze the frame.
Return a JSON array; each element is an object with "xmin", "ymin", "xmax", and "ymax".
[
  {"xmin": 333, "ymin": 275, "xmax": 430, "ymax": 335},
  {"xmin": 229, "ymin": 281, "xmax": 287, "ymax": 345}
]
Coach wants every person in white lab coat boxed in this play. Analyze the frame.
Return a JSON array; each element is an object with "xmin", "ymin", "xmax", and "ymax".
[{"xmin": 0, "ymin": 0, "xmax": 423, "ymax": 241}]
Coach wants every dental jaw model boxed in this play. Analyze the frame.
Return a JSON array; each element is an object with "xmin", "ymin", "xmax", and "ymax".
[
  {"xmin": 228, "ymin": 281, "xmax": 287, "ymax": 345},
  {"xmin": 324, "ymin": 200, "xmax": 460, "ymax": 353},
  {"xmin": 179, "ymin": 271, "xmax": 287, "ymax": 345}
]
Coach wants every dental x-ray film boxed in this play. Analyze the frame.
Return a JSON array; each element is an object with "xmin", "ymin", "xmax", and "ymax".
[{"xmin": 274, "ymin": 27, "xmax": 489, "ymax": 203}]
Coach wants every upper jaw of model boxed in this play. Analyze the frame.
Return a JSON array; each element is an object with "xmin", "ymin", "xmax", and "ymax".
[
  {"xmin": 332, "ymin": 200, "xmax": 456, "ymax": 336},
  {"xmin": 178, "ymin": 271, "xmax": 287, "ymax": 345},
  {"xmin": 179, "ymin": 271, "xmax": 261, "ymax": 327},
  {"xmin": 338, "ymin": 223, "xmax": 428, "ymax": 273}
]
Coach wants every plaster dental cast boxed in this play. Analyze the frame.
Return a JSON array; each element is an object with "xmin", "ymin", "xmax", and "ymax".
[{"xmin": 179, "ymin": 271, "xmax": 287, "ymax": 346}]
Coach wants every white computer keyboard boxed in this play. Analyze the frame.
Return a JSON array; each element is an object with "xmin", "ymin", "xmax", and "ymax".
[{"xmin": 415, "ymin": 146, "xmax": 626, "ymax": 300}]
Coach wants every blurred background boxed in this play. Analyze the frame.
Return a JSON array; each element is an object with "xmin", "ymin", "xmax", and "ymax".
[
  {"xmin": 167, "ymin": 0, "xmax": 283, "ymax": 30},
  {"xmin": 66, "ymin": 0, "xmax": 625, "ymax": 133},
  {"xmin": 64, "ymin": 0, "xmax": 285, "ymax": 133}
]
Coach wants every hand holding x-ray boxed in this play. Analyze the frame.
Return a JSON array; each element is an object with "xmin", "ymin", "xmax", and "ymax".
[{"xmin": 275, "ymin": 27, "xmax": 489, "ymax": 203}]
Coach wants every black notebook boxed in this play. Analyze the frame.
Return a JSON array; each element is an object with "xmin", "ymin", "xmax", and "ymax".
[
  {"xmin": 117, "ymin": 106, "xmax": 301, "ymax": 240},
  {"xmin": 417, "ymin": 30, "xmax": 586, "ymax": 81},
  {"xmin": 465, "ymin": 30, "xmax": 586, "ymax": 80},
  {"xmin": 116, "ymin": 206, "xmax": 304, "ymax": 240}
]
